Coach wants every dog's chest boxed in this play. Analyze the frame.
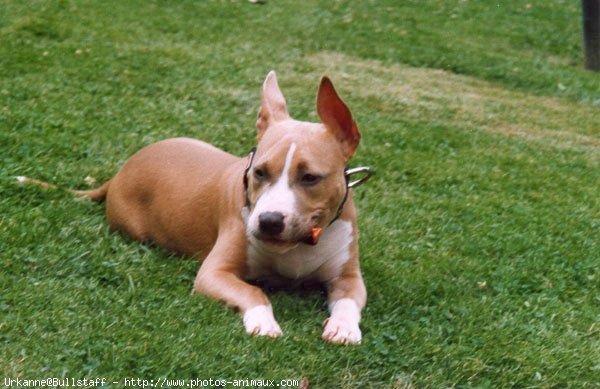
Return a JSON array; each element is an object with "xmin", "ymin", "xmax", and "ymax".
[{"xmin": 246, "ymin": 220, "xmax": 354, "ymax": 282}]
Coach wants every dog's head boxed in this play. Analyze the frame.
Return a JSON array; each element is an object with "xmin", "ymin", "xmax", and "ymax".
[{"xmin": 244, "ymin": 71, "xmax": 360, "ymax": 253}]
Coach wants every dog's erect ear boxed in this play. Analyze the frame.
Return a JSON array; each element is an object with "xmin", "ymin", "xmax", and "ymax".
[
  {"xmin": 317, "ymin": 76, "xmax": 361, "ymax": 159},
  {"xmin": 256, "ymin": 71, "xmax": 289, "ymax": 140}
]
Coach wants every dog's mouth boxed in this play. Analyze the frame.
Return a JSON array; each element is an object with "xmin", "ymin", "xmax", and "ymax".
[
  {"xmin": 258, "ymin": 236, "xmax": 292, "ymax": 246},
  {"xmin": 251, "ymin": 234, "xmax": 298, "ymax": 254},
  {"xmin": 254, "ymin": 227, "xmax": 322, "ymax": 249}
]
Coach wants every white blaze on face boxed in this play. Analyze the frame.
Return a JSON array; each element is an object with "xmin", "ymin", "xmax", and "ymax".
[{"xmin": 248, "ymin": 142, "xmax": 297, "ymax": 236}]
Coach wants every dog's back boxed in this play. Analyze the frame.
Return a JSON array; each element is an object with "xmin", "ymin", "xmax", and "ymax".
[{"xmin": 105, "ymin": 137, "xmax": 242, "ymax": 256}]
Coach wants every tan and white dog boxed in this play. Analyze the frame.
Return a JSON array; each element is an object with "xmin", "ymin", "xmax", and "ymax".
[{"xmin": 21, "ymin": 72, "xmax": 368, "ymax": 344}]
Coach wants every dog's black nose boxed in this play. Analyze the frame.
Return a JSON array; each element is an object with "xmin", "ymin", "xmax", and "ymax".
[{"xmin": 258, "ymin": 212, "xmax": 285, "ymax": 236}]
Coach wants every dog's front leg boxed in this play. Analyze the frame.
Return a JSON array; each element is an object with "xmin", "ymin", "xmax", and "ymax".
[
  {"xmin": 193, "ymin": 228, "xmax": 282, "ymax": 338},
  {"xmin": 322, "ymin": 269, "xmax": 366, "ymax": 345}
]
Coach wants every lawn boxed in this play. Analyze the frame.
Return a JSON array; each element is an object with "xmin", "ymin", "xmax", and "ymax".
[{"xmin": 1, "ymin": 0, "xmax": 599, "ymax": 387}]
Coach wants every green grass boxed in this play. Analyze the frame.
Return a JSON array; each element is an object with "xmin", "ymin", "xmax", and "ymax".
[{"xmin": 1, "ymin": 0, "xmax": 599, "ymax": 387}]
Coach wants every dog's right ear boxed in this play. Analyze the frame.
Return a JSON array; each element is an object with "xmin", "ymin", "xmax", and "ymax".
[
  {"xmin": 317, "ymin": 76, "xmax": 360, "ymax": 159},
  {"xmin": 256, "ymin": 71, "xmax": 289, "ymax": 141}
]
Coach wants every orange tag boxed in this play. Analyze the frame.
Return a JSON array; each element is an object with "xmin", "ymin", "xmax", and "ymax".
[{"xmin": 311, "ymin": 227, "xmax": 323, "ymax": 244}]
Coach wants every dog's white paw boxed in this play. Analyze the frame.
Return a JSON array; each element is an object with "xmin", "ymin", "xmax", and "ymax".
[
  {"xmin": 322, "ymin": 316, "xmax": 362, "ymax": 344},
  {"xmin": 322, "ymin": 298, "xmax": 362, "ymax": 345},
  {"xmin": 243, "ymin": 305, "xmax": 282, "ymax": 338}
]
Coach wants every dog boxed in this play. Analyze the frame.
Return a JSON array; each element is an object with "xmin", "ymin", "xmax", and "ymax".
[{"xmin": 19, "ymin": 72, "xmax": 370, "ymax": 344}]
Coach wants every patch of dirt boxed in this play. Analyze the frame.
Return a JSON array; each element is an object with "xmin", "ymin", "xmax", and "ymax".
[{"xmin": 280, "ymin": 52, "xmax": 599, "ymax": 155}]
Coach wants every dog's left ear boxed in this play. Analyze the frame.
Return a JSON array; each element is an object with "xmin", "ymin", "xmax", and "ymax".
[
  {"xmin": 317, "ymin": 76, "xmax": 361, "ymax": 159},
  {"xmin": 257, "ymin": 71, "xmax": 289, "ymax": 141}
]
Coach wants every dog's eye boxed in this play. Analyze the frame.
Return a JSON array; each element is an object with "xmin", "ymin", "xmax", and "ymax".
[
  {"xmin": 300, "ymin": 173, "xmax": 322, "ymax": 186},
  {"xmin": 254, "ymin": 168, "xmax": 267, "ymax": 181}
]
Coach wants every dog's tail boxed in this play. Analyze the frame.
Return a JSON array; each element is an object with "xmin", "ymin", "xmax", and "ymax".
[
  {"xmin": 72, "ymin": 179, "xmax": 111, "ymax": 202},
  {"xmin": 16, "ymin": 176, "xmax": 111, "ymax": 202}
]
